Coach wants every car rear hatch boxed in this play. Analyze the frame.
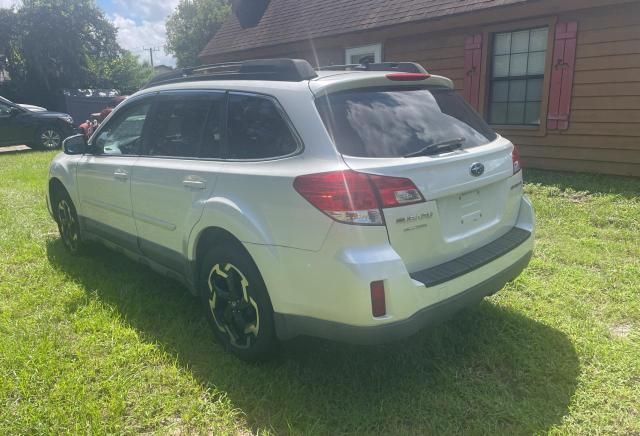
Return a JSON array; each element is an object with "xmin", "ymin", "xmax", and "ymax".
[{"xmin": 314, "ymin": 81, "xmax": 524, "ymax": 273}]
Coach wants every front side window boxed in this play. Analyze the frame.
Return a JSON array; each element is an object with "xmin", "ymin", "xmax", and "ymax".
[
  {"xmin": 93, "ymin": 102, "xmax": 151, "ymax": 155},
  {"xmin": 489, "ymin": 27, "xmax": 548, "ymax": 125},
  {"xmin": 226, "ymin": 93, "xmax": 298, "ymax": 159},
  {"xmin": 316, "ymin": 86, "xmax": 497, "ymax": 158}
]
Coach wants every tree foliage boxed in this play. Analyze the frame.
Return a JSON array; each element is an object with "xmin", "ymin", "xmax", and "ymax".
[
  {"xmin": 0, "ymin": 0, "xmax": 153, "ymax": 107},
  {"xmin": 165, "ymin": 0, "xmax": 230, "ymax": 68},
  {"xmin": 88, "ymin": 51, "xmax": 154, "ymax": 95}
]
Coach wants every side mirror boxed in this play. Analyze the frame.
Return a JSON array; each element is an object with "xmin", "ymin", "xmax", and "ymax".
[
  {"xmin": 8, "ymin": 106, "xmax": 21, "ymax": 116},
  {"xmin": 63, "ymin": 134, "xmax": 87, "ymax": 155}
]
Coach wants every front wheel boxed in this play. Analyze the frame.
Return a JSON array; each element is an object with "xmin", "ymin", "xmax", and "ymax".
[
  {"xmin": 199, "ymin": 241, "xmax": 278, "ymax": 361},
  {"xmin": 34, "ymin": 127, "xmax": 63, "ymax": 150},
  {"xmin": 53, "ymin": 190, "xmax": 82, "ymax": 253}
]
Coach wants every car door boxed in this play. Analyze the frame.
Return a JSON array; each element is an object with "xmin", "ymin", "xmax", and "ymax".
[
  {"xmin": 0, "ymin": 100, "xmax": 18, "ymax": 145},
  {"xmin": 130, "ymin": 90, "xmax": 225, "ymax": 273},
  {"xmin": 76, "ymin": 97, "xmax": 153, "ymax": 252}
]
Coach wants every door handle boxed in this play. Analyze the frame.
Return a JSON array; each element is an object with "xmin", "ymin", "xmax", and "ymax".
[
  {"xmin": 113, "ymin": 169, "xmax": 129, "ymax": 180},
  {"xmin": 182, "ymin": 176, "xmax": 207, "ymax": 190}
]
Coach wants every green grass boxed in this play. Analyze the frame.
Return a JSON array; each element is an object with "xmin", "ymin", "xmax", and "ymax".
[{"xmin": 0, "ymin": 149, "xmax": 638, "ymax": 435}]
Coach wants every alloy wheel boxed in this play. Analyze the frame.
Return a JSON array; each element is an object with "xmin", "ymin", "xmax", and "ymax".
[
  {"xmin": 57, "ymin": 199, "xmax": 79, "ymax": 252},
  {"xmin": 207, "ymin": 263, "xmax": 260, "ymax": 349},
  {"xmin": 41, "ymin": 129, "xmax": 62, "ymax": 149}
]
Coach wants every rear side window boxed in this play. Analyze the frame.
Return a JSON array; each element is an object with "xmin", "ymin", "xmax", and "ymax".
[
  {"xmin": 227, "ymin": 93, "xmax": 298, "ymax": 159},
  {"xmin": 145, "ymin": 95, "xmax": 213, "ymax": 158},
  {"xmin": 315, "ymin": 87, "xmax": 497, "ymax": 158}
]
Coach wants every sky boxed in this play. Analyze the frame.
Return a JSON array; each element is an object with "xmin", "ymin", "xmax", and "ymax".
[
  {"xmin": 99, "ymin": 0, "xmax": 179, "ymax": 67},
  {"xmin": 0, "ymin": 0, "xmax": 179, "ymax": 67}
]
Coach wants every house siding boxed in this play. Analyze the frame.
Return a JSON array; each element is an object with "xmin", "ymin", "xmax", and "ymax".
[
  {"xmin": 202, "ymin": 0, "xmax": 640, "ymax": 176},
  {"xmin": 515, "ymin": 3, "xmax": 640, "ymax": 176}
]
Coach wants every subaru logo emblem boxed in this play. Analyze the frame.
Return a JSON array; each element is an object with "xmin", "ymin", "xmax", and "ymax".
[{"xmin": 470, "ymin": 162, "xmax": 485, "ymax": 177}]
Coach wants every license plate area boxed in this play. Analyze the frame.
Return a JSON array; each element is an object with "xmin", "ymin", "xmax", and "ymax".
[
  {"xmin": 438, "ymin": 186, "xmax": 500, "ymax": 240},
  {"xmin": 458, "ymin": 190, "xmax": 483, "ymax": 226}
]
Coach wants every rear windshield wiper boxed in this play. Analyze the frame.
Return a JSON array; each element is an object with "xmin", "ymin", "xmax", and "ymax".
[{"xmin": 403, "ymin": 137, "xmax": 466, "ymax": 158}]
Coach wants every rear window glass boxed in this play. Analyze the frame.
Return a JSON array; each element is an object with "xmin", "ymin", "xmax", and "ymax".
[{"xmin": 315, "ymin": 87, "xmax": 497, "ymax": 158}]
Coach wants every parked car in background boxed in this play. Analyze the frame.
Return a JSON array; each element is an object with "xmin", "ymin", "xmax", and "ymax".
[
  {"xmin": 0, "ymin": 96, "xmax": 47, "ymax": 112},
  {"xmin": 0, "ymin": 96, "xmax": 76, "ymax": 150},
  {"xmin": 18, "ymin": 103, "xmax": 47, "ymax": 112},
  {"xmin": 47, "ymin": 59, "xmax": 535, "ymax": 361}
]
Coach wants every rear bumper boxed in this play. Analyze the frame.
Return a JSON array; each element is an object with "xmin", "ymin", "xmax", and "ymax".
[
  {"xmin": 274, "ymin": 250, "xmax": 532, "ymax": 344},
  {"xmin": 245, "ymin": 195, "xmax": 535, "ymax": 343}
]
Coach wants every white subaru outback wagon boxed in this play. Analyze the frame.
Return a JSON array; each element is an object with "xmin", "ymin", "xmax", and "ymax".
[{"xmin": 47, "ymin": 59, "xmax": 535, "ymax": 360}]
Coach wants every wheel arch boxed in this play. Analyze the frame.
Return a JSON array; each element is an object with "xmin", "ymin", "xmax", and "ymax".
[
  {"xmin": 49, "ymin": 177, "xmax": 68, "ymax": 202},
  {"xmin": 47, "ymin": 155, "xmax": 80, "ymax": 218},
  {"xmin": 188, "ymin": 225, "xmax": 282, "ymax": 306},
  {"xmin": 48, "ymin": 177, "xmax": 69, "ymax": 221}
]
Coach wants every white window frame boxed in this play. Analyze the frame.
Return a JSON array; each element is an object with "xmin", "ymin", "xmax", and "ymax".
[{"xmin": 345, "ymin": 43, "xmax": 382, "ymax": 65}]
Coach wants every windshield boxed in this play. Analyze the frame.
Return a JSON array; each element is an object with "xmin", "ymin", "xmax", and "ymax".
[{"xmin": 315, "ymin": 86, "xmax": 497, "ymax": 158}]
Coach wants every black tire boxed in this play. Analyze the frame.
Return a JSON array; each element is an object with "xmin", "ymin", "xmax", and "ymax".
[
  {"xmin": 199, "ymin": 241, "xmax": 278, "ymax": 361},
  {"xmin": 52, "ymin": 189, "xmax": 83, "ymax": 254},
  {"xmin": 33, "ymin": 127, "xmax": 63, "ymax": 150}
]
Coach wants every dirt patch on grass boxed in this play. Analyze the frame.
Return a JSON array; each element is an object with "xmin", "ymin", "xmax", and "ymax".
[{"xmin": 609, "ymin": 322, "xmax": 633, "ymax": 339}]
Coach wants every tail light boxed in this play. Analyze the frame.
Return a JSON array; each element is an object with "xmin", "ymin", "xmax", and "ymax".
[
  {"xmin": 512, "ymin": 144, "xmax": 522, "ymax": 174},
  {"xmin": 293, "ymin": 170, "xmax": 424, "ymax": 225}
]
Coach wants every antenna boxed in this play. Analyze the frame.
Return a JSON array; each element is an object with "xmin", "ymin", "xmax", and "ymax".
[{"xmin": 142, "ymin": 47, "xmax": 160, "ymax": 67}]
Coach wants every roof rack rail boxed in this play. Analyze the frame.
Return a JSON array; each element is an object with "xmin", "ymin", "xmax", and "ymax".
[
  {"xmin": 317, "ymin": 62, "xmax": 428, "ymax": 74},
  {"xmin": 143, "ymin": 58, "xmax": 318, "ymax": 89}
]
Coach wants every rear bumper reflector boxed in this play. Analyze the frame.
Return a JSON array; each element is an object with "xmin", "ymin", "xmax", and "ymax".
[
  {"xmin": 370, "ymin": 280, "xmax": 386, "ymax": 317},
  {"xmin": 410, "ymin": 227, "xmax": 532, "ymax": 287}
]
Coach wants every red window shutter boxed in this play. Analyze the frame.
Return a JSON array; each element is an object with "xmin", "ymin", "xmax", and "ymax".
[
  {"xmin": 548, "ymin": 22, "xmax": 578, "ymax": 130},
  {"xmin": 464, "ymin": 34, "xmax": 482, "ymax": 111}
]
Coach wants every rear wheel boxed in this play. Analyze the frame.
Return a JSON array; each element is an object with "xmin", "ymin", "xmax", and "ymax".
[
  {"xmin": 53, "ymin": 189, "xmax": 82, "ymax": 254},
  {"xmin": 34, "ymin": 127, "xmax": 63, "ymax": 150},
  {"xmin": 199, "ymin": 241, "xmax": 277, "ymax": 361}
]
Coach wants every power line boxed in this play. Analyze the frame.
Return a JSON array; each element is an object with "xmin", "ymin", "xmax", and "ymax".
[{"xmin": 142, "ymin": 47, "xmax": 160, "ymax": 67}]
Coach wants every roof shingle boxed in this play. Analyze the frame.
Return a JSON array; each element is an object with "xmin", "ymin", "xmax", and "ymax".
[{"xmin": 201, "ymin": 0, "xmax": 527, "ymax": 57}]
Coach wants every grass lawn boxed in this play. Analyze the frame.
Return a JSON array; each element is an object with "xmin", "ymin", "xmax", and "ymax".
[{"xmin": 0, "ymin": 150, "xmax": 638, "ymax": 435}]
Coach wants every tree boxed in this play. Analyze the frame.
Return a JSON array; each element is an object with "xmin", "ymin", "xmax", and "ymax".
[
  {"xmin": 165, "ymin": 0, "xmax": 230, "ymax": 68},
  {"xmin": 6, "ymin": 0, "xmax": 122, "ymax": 106},
  {"xmin": 1, "ymin": 0, "xmax": 153, "ymax": 107},
  {"xmin": 90, "ymin": 51, "xmax": 154, "ymax": 95}
]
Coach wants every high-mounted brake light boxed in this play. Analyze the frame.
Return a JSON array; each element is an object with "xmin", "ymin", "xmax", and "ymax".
[
  {"xmin": 386, "ymin": 73, "xmax": 430, "ymax": 81},
  {"xmin": 293, "ymin": 170, "xmax": 425, "ymax": 225},
  {"xmin": 512, "ymin": 144, "xmax": 522, "ymax": 174}
]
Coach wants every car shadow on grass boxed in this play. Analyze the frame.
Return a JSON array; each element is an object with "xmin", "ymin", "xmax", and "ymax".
[{"xmin": 46, "ymin": 239, "xmax": 579, "ymax": 434}]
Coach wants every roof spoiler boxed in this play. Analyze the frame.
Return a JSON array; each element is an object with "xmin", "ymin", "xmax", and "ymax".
[
  {"xmin": 143, "ymin": 58, "xmax": 318, "ymax": 89},
  {"xmin": 317, "ymin": 62, "xmax": 428, "ymax": 74}
]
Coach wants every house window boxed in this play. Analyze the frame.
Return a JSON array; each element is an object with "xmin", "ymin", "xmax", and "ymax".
[
  {"xmin": 489, "ymin": 27, "xmax": 548, "ymax": 125},
  {"xmin": 345, "ymin": 44, "xmax": 382, "ymax": 65}
]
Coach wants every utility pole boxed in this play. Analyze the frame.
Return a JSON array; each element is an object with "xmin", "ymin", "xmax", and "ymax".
[{"xmin": 142, "ymin": 47, "xmax": 160, "ymax": 67}]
